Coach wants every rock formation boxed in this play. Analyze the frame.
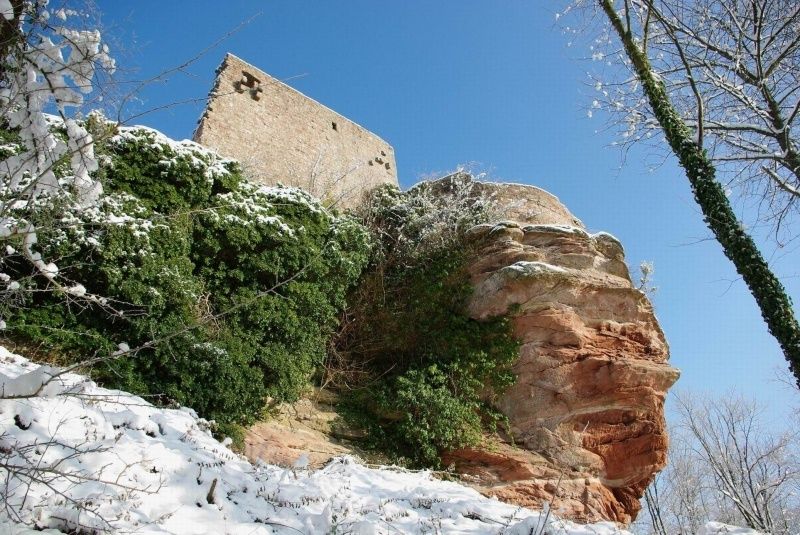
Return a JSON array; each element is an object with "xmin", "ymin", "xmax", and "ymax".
[
  {"xmin": 244, "ymin": 177, "xmax": 679, "ymax": 525},
  {"xmin": 440, "ymin": 179, "xmax": 680, "ymax": 524},
  {"xmin": 244, "ymin": 389, "xmax": 355, "ymax": 469}
]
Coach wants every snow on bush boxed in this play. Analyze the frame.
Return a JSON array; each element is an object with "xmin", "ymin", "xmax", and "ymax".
[
  {"xmin": 0, "ymin": 0, "xmax": 115, "ymax": 315},
  {"xmin": 0, "ymin": 345, "xmax": 635, "ymax": 534},
  {"xmin": 696, "ymin": 524, "xmax": 764, "ymax": 535},
  {"xmin": 4, "ymin": 117, "xmax": 371, "ymax": 433}
]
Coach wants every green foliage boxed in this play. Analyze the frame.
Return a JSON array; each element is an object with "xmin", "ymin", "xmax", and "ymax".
[
  {"xmin": 381, "ymin": 366, "xmax": 483, "ymax": 466},
  {"xmin": 1, "ymin": 117, "xmax": 516, "ymax": 462},
  {"xmin": 99, "ymin": 126, "xmax": 242, "ymax": 213},
  {"xmin": 338, "ymin": 175, "xmax": 519, "ymax": 467},
  {"xmin": 0, "ymin": 122, "xmax": 21, "ymax": 157},
  {"xmin": 5, "ymin": 122, "xmax": 371, "ymax": 429}
]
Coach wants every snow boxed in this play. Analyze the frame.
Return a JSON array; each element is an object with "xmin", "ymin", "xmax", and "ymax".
[
  {"xmin": 697, "ymin": 523, "xmax": 764, "ymax": 535},
  {"xmin": 522, "ymin": 223, "xmax": 590, "ymax": 238},
  {"xmin": 0, "ymin": 0, "xmax": 13, "ymax": 21},
  {"xmin": 110, "ymin": 125, "xmax": 237, "ymax": 182},
  {"xmin": 68, "ymin": 284, "xmax": 86, "ymax": 297},
  {"xmin": 0, "ymin": 3, "xmax": 115, "ymax": 325},
  {"xmin": 591, "ymin": 231, "xmax": 621, "ymax": 243},
  {"xmin": 0, "ymin": 345, "xmax": 635, "ymax": 535},
  {"xmin": 0, "ymin": 363, "xmax": 64, "ymax": 398},
  {"xmin": 502, "ymin": 261, "xmax": 570, "ymax": 278},
  {"xmin": 0, "ymin": 517, "xmax": 62, "ymax": 534}
]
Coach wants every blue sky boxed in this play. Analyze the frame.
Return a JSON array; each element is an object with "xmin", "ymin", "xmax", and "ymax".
[{"xmin": 95, "ymin": 1, "xmax": 800, "ymax": 425}]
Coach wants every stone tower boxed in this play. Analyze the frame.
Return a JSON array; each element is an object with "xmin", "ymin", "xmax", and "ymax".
[{"xmin": 193, "ymin": 53, "xmax": 398, "ymax": 208}]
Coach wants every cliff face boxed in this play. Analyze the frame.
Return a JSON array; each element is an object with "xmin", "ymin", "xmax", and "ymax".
[{"xmin": 442, "ymin": 181, "xmax": 679, "ymax": 524}]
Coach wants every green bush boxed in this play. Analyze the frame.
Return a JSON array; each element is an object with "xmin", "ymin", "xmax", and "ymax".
[
  {"xmin": 337, "ymin": 175, "xmax": 519, "ymax": 467},
  {"xmin": 381, "ymin": 366, "xmax": 483, "ymax": 466},
  {"xmin": 4, "ymin": 121, "xmax": 371, "ymax": 429}
]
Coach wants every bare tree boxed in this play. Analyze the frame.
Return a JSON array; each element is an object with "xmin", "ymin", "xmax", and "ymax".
[
  {"xmin": 677, "ymin": 393, "xmax": 800, "ymax": 532},
  {"xmin": 0, "ymin": 0, "xmax": 115, "ymax": 320},
  {"xmin": 562, "ymin": 0, "xmax": 800, "ymax": 386},
  {"xmin": 587, "ymin": 0, "xmax": 800, "ymax": 236},
  {"xmin": 636, "ymin": 392, "xmax": 800, "ymax": 534}
]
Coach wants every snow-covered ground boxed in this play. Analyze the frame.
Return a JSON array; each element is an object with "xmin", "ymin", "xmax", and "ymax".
[{"xmin": 0, "ymin": 346, "xmax": 758, "ymax": 534}]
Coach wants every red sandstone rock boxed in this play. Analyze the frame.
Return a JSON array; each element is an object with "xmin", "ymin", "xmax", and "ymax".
[
  {"xmin": 243, "ymin": 392, "xmax": 357, "ymax": 469},
  {"xmin": 443, "ymin": 183, "xmax": 679, "ymax": 524}
]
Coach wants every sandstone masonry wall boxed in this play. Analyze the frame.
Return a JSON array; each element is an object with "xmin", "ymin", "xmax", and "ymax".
[{"xmin": 194, "ymin": 54, "xmax": 398, "ymax": 208}]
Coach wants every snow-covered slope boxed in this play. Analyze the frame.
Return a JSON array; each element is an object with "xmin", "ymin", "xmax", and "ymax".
[
  {"xmin": 0, "ymin": 346, "xmax": 628, "ymax": 534},
  {"xmin": 0, "ymin": 347, "xmax": 760, "ymax": 534},
  {"xmin": 696, "ymin": 524, "xmax": 764, "ymax": 535}
]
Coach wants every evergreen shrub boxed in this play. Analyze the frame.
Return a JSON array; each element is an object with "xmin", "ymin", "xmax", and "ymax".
[
  {"xmin": 3, "ymin": 121, "xmax": 371, "ymax": 432},
  {"xmin": 337, "ymin": 175, "xmax": 520, "ymax": 467}
]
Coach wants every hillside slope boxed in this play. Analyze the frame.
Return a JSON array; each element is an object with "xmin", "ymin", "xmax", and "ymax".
[{"xmin": 0, "ymin": 345, "xmax": 632, "ymax": 534}]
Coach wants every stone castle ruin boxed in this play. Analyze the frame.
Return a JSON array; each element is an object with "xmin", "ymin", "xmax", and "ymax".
[{"xmin": 194, "ymin": 54, "xmax": 398, "ymax": 208}]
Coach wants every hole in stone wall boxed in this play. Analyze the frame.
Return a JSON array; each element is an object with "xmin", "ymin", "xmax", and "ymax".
[
  {"xmin": 332, "ymin": 122, "xmax": 338, "ymax": 131},
  {"xmin": 234, "ymin": 71, "xmax": 262, "ymax": 99},
  {"xmin": 240, "ymin": 71, "xmax": 260, "ymax": 88}
]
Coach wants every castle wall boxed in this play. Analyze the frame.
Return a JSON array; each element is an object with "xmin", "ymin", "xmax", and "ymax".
[{"xmin": 193, "ymin": 54, "xmax": 398, "ymax": 208}]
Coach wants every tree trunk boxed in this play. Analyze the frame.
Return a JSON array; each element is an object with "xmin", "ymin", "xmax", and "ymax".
[{"xmin": 600, "ymin": 0, "xmax": 800, "ymax": 386}]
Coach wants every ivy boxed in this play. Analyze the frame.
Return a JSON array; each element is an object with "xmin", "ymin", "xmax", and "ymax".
[{"xmin": 338, "ymin": 178, "xmax": 519, "ymax": 467}]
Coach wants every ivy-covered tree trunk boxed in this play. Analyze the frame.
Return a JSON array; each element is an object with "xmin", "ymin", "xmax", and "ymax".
[{"xmin": 599, "ymin": 0, "xmax": 800, "ymax": 386}]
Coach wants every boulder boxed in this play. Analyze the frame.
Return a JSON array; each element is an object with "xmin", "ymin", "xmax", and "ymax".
[{"xmin": 441, "ymin": 180, "xmax": 679, "ymax": 524}]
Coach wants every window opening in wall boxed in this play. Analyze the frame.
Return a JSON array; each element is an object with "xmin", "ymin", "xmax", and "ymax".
[
  {"xmin": 241, "ymin": 71, "xmax": 259, "ymax": 88},
  {"xmin": 332, "ymin": 122, "xmax": 338, "ymax": 131},
  {"xmin": 235, "ymin": 71, "xmax": 260, "ymax": 91},
  {"xmin": 234, "ymin": 71, "xmax": 263, "ymax": 101}
]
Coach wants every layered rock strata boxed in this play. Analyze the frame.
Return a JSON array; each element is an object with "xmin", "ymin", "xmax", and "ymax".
[
  {"xmin": 244, "ymin": 389, "xmax": 367, "ymax": 469},
  {"xmin": 441, "ymin": 180, "xmax": 679, "ymax": 524}
]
